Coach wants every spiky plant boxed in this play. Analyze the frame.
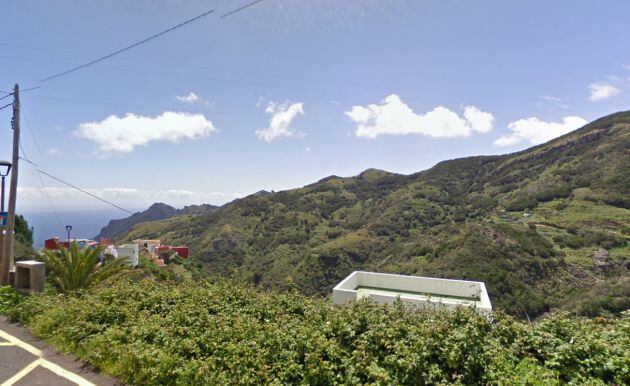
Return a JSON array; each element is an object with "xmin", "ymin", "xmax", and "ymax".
[{"xmin": 39, "ymin": 242, "xmax": 131, "ymax": 292}]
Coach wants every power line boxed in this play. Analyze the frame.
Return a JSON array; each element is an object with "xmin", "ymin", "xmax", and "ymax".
[
  {"xmin": 220, "ymin": 0, "xmax": 264, "ymax": 18},
  {"xmin": 20, "ymin": 158, "xmax": 133, "ymax": 214},
  {"xmin": 2, "ymin": 54, "xmax": 541, "ymax": 105},
  {"xmin": 30, "ymin": 94, "xmax": 351, "ymax": 125},
  {"xmin": 0, "ymin": 58, "xmax": 539, "ymax": 110},
  {"xmin": 0, "ymin": 86, "xmax": 40, "ymax": 101},
  {"xmin": 20, "ymin": 107, "xmax": 44, "ymax": 155},
  {"xmin": 37, "ymin": 168, "xmax": 133, "ymax": 214},
  {"xmin": 38, "ymin": 0, "xmax": 266, "ymax": 83},
  {"xmin": 36, "ymin": 171, "xmax": 64, "ymax": 229},
  {"xmin": 18, "ymin": 141, "xmax": 64, "ymax": 229},
  {"xmin": 0, "ymin": 103, "xmax": 12, "ymax": 111},
  {"xmin": 40, "ymin": 8, "xmax": 216, "ymax": 82},
  {"xmin": 18, "ymin": 86, "xmax": 40, "ymax": 93}
]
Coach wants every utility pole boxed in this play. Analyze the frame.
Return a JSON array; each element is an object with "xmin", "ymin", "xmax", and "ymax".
[{"xmin": 0, "ymin": 84, "xmax": 19, "ymax": 285}]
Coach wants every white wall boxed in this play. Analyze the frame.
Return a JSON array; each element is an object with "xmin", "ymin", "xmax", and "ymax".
[
  {"xmin": 332, "ymin": 271, "xmax": 492, "ymax": 314},
  {"xmin": 116, "ymin": 244, "xmax": 139, "ymax": 267}
]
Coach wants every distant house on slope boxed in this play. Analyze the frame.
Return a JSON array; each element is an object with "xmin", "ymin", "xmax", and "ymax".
[{"xmin": 332, "ymin": 271, "xmax": 492, "ymax": 315}]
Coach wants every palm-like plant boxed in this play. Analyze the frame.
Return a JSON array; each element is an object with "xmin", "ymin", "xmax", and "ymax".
[{"xmin": 39, "ymin": 242, "xmax": 131, "ymax": 292}]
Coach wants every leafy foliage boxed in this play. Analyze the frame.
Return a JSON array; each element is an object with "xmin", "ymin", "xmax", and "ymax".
[
  {"xmin": 38, "ymin": 242, "xmax": 131, "ymax": 292},
  {"xmin": 13, "ymin": 214, "xmax": 37, "ymax": 262},
  {"xmin": 15, "ymin": 214, "xmax": 33, "ymax": 246},
  {"xmin": 0, "ymin": 285, "xmax": 22, "ymax": 314},
  {"xmin": 10, "ymin": 279, "xmax": 629, "ymax": 385}
]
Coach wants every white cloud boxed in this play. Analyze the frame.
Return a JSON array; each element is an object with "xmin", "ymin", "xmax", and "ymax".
[
  {"xmin": 345, "ymin": 94, "xmax": 493, "ymax": 139},
  {"xmin": 18, "ymin": 187, "xmax": 241, "ymax": 209},
  {"xmin": 493, "ymin": 116, "xmax": 588, "ymax": 147},
  {"xmin": 463, "ymin": 106, "xmax": 494, "ymax": 133},
  {"xmin": 74, "ymin": 111, "xmax": 215, "ymax": 154},
  {"xmin": 175, "ymin": 92, "xmax": 202, "ymax": 104},
  {"xmin": 622, "ymin": 64, "xmax": 630, "ymax": 71},
  {"xmin": 587, "ymin": 82, "xmax": 620, "ymax": 101},
  {"xmin": 47, "ymin": 148, "xmax": 63, "ymax": 156},
  {"xmin": 256, "ymin": 101, "xmax": 305, "ymax": 142}
]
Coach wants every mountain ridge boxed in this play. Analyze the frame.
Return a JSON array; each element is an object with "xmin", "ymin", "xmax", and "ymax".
[
  {"xmin": 121, "ymin": 111, "xmax": 630, "ymax": 317},
  {"xmin": 96, "ymin": 202, "xmax": 218, "ymax": 240}
]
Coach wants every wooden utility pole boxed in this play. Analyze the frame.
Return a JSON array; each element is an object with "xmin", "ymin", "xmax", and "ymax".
[{"xmin": 0, "ymin": 84, "xmax": 19, "ymax": 285}]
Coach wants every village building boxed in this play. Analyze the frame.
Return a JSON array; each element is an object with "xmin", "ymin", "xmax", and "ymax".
[
  {"xmin": 43, "ymin": 237, "xmax": 188, "ymax": 269},
  {"xmin": 333, "ymin": 271, "xmax": 492, "ymax": 314}
]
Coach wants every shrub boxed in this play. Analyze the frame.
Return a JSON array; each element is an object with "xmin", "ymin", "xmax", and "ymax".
[
  {"xmin": 39, "ymin": 242, "xmax": 132, "ymax": 293},
  {"xmin": 10, "ymin": 279, "xmax": 629, "ymax": 385},
  {"xmin": 0, "ymin": 285, "xmax": 22, "ymax": 314},
  {"xmin": 505, "ymin": 196, "xmax": 539, "ymax": 212},
  {"xmin": 533, "ymin": 183, "xmax": 572, "ymax": 202}
]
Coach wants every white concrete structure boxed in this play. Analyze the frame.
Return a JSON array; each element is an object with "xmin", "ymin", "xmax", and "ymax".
[
  {"xmin": 116, "ymin": 244, "xmax": 139, "ymax": 267},
  {"xmin": 14, "ymin": 261, "xmax": 45, "ymax": 295},
  {"xmin": 332, "ymin": 271, "xmax": 492, "ymax": 314},
  {"xmin": 104, "ymin": 245, "xmax": 118, "ymax": 259}
]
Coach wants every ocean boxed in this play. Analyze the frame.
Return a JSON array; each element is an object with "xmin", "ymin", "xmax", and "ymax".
[{"xmin": 20, "ymin": 209, "xmax": 138, "ymax": 247}]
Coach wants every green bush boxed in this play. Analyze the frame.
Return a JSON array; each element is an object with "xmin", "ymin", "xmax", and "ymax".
[
  {"xmin": 39, "ymin": 242, "xmax": 132, "ymax": 293},
  {"xmin": 505, "ymin": 196, "xmax": 539, "ymax": 212},
  {"xmin": 15, "ymin": 215, "xmax": 33, "ymax": 246},
  {"xmin": 10, "ymin": 279, "xmax": 629, "ymax": 385},
  {"xmin": 0, "ymin": 285, "xmax": 22, "ymax": 315},
  {"xmin": 533, "ymin": 183, "xmax": 572, "ymax": 202}
]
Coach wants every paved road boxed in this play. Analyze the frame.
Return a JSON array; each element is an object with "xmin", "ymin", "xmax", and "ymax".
[{"xmin": 0, "ymin": 317, "xmax": 119, "ymax": 386}]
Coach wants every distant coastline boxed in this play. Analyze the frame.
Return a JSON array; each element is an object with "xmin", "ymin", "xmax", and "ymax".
[{"xmin": 20, "ymin": 209, "xmax": 141, "ymax": 247}]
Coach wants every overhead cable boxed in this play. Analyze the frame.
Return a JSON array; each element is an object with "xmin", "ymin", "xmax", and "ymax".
[
  {"xmin": 0, "ymin": 86, "xmax": 40, "ymax": 101},
  {"xmin": 40, "ymin": 8, "xmax": 216, "ymax": 82},
  {"xmin": 21, "ymin": 107, "xmax": 44, "ymax": 155},
  {"xmin": 36, "ymin": 171, "xmax": 65, "ymax": 229},
  {"xmin": 39, "ymin": 0, "xmax": 265, "ymax": 82},
  {"xmin": 220, "ymin": 0, "xmax": 264, "ymax": 18},
  {"xmin": 20, "ymin": 158, "xmax": 133, "ymax": 214},
  {"xmin": 18, "ymin": 142, "xmax": 64, "ymax": 229}
]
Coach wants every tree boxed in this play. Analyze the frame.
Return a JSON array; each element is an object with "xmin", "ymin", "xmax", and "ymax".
[
  {"xmin": 39, "ymin": 242, "xmax": 131, "ymax": 292},
  {"xmin": 14, "ymin": 215, "xmax": 33, "ymax": 247}
]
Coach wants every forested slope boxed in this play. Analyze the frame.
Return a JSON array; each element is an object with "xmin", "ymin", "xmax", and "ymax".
[{"xmin": 124, "ymin": 111, "xmax": 630, "ymax": 317}]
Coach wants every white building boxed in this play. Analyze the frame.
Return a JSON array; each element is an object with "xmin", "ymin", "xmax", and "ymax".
[
  {"xmin": 332, "ymin": 271, "xmax": 492, "ymax": 314},
  {"xmin": 116, "ymin": 244, "xmax": 139, "ymax": 267}
]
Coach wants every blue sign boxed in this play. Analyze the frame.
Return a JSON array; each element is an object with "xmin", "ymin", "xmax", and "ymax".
[{"xmin": 0, "ymin": 212, "xmax": 7, "ymax": 227}]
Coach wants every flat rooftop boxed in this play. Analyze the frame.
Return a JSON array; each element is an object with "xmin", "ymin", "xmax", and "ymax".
[
  {"xmin": 333, "ymin": 271, "xmax": 492, "ymax": 314},
  {"xmin": 356, "ymin": 286, "xmax": 480, "ymax": 303}
]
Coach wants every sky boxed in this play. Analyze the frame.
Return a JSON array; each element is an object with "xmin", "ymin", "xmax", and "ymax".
[{"xmin": 1, "ymin": 0, "xmax": 630, "ymax": 215}]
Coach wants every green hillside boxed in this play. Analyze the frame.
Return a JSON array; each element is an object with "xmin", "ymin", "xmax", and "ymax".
[{"xmin": 123, "ymin": 111, "xmax": 630, "ymax": 318}]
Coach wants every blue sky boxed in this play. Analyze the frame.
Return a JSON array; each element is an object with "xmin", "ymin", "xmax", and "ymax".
[{"xmin": 1, "ymin": 0, "xmax": 629, "ymax": 213}]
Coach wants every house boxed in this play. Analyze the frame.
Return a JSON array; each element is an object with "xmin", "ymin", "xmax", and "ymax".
[
  {"xmin": 131, "ymin": 239, "xmax": 189, "ymax": 266},
  {"xmin": 155, "ymin": 245, "xmax": 189, "ymax": 259},
  {"xmin": 43, "ymin": 238, "xmax": 98, "ymax": 250},
  {"xmin": 44, "ymin": 237, "xmax": 61, "ymax": 250},
  {"xmin": 116, "ymin": 244, "xmax": 139, "ymax": 267},
  {"xmin": 43, "ymin": 236, "xmax": 188, "ymax": 269},
  {"xmin": 332, "ymin": 271, "xmax": 492, "ymax": 314},
  {"xmin": 171, "ymin": 246, "xmax": 189, "ymax": 258}
]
